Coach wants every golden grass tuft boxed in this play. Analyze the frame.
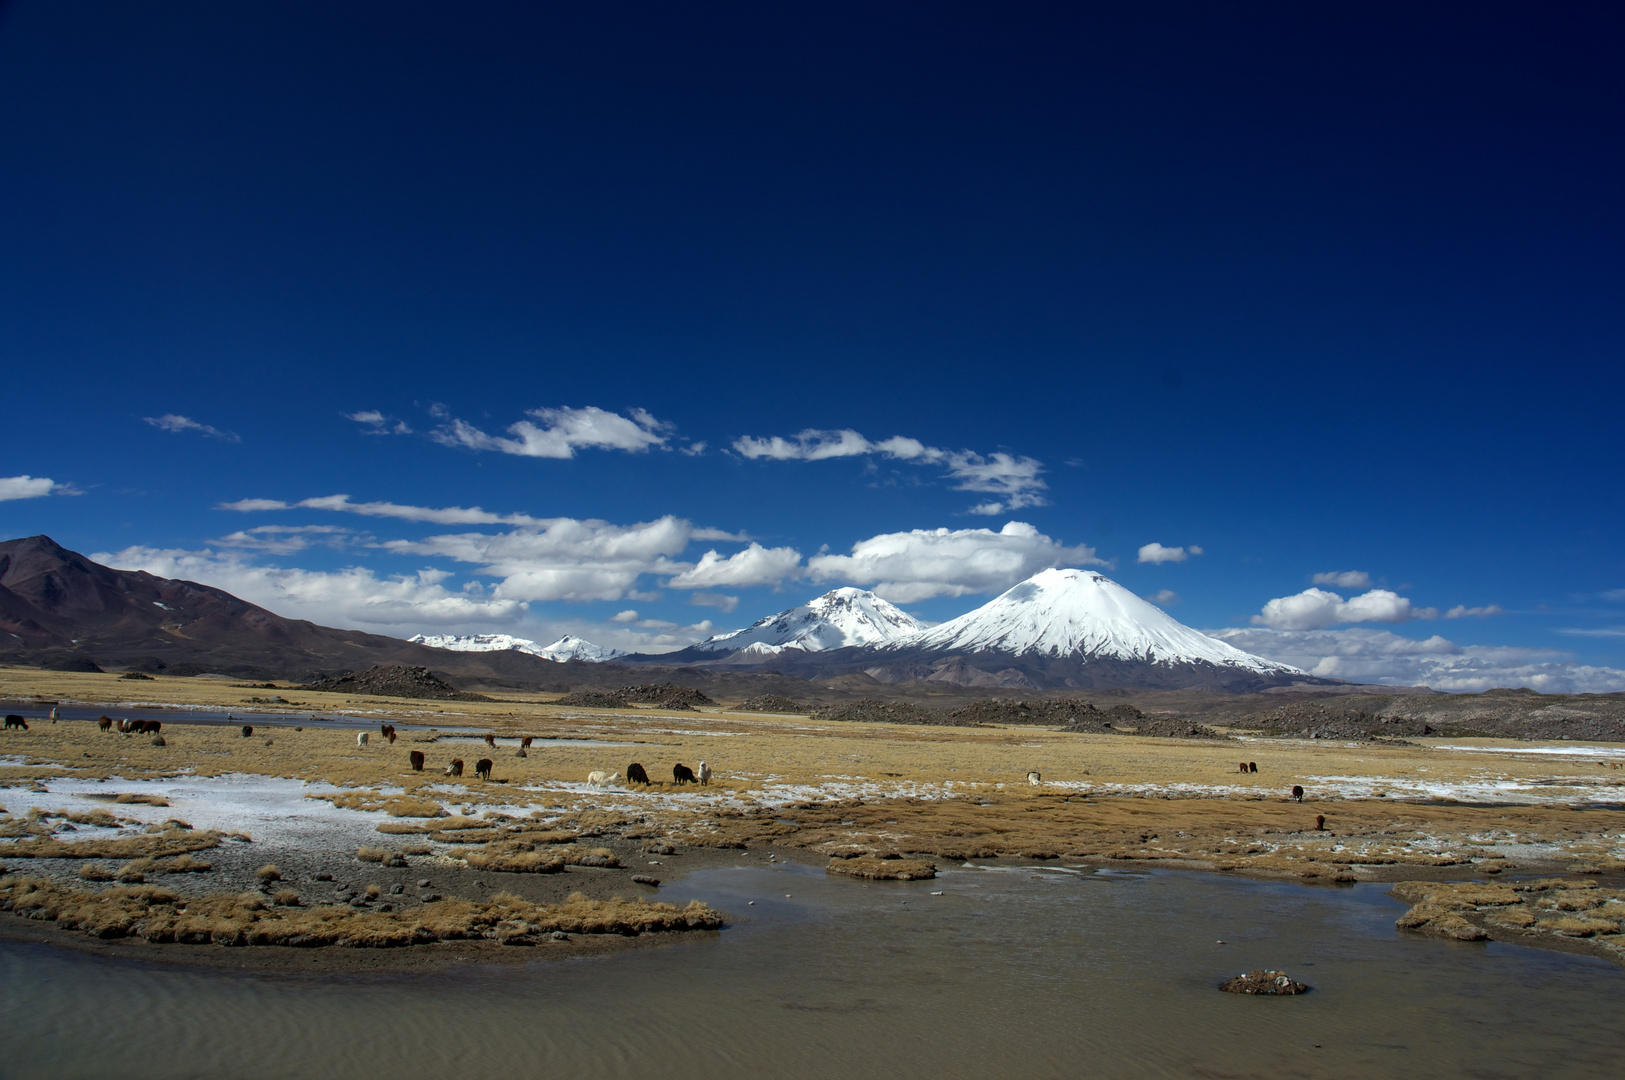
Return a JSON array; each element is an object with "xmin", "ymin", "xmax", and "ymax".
[
  {"xmin": 826, "ymin": 856, "xmax": 937, "ymax": 881},
  {"xmin": 356, "ymin": 846, "xmax": 389, "ymax": 863},
  {"xmin": 1, "ymin": 829, "xmax": 222, "ymax": 861},
  {"xmin": 365, "ymin": 884, "xmax": 382, "ymax": 899},
  {"xmin": 0, "ymin": 875, "xmax": 721, "ymax": 948},
  {"xmin": 256, "ymin": 864, "xmax": 282, "ymax": 881},
  {"xmin": 458, "ymin": 848, "xmax": 565, "ymax": 874},
  {"xmin": 113, "ymin": 793, "xmax": 169, "ymax": 806},
  {"xmin": 157, "ymin": 853, "xmax": 212, "ymax": 874},
  {"xmin": 273, "ymin": 888, "xmax": 301, "ymax": 906},
  {"xmin": 77, "ymin": 863, "xmax": 116, "ymax": 882},
  {"xmin": 382, "ymin": 796, "xmax": 447, "ymax": 818}
]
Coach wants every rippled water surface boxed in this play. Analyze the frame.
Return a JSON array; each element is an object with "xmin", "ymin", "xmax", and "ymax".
[{"xmin": 3, "ymin": 865, "xmax": 1622, "ymax": 1079}]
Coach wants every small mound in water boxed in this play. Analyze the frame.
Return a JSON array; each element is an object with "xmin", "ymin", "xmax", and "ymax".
[
  {"xmin": 729, "ymin": 694, "xmax": 806, "ymax": 714},
  {"xmin": 1219, "ymin": 970, "xmax": 1310, "ymax": 995},
  {"xmin": 302, "ymin": 665, "xmax": 492, "ymax": 702},
  {"xmin": 826, "ymin": 856, "xmax": 937, "ymax": 880}
]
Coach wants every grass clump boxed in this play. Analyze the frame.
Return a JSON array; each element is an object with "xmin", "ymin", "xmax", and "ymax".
[
  {"xmin": 157, "ymin": 853, "xmax": 212, "ymax": 874},
  {"xmin": 2, "ymin": 830, "xmax": 222, "ymax": 861},
  {"xmin": 0, "ymin": 876, "xmax": 721, "ymax": 948},
  {"xmin": 78, "ymin": 864, "xmax": 116, "ymax": 882},
  {"xmin": 256, "ymin": 864, "xmax": 282, "ymax": 882},
  {"xmin": 357, "ymin": 846, "xmax": 407, "ymax": 865},
  {"xmin": 113, "ymin": 793, "xmax": 170, "ymax": 806},
  {"xmin": 826, "ymin": 856, "xmax": 937, "ymax": 881},
  {"xmin": 458, "ymin": 849, "xmax": 565, "ymax": 874},
  {"xmin": 273, "ymin": 889, "xmax": 301, "ymax": 907}
]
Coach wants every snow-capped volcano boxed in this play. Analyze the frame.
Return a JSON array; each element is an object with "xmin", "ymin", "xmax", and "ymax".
[
  {"xmin": 886, "ymin": 568, "xmax": 1299, "ymax": 675},
  {"xmin": 693, "ymin": 587, "xmax": 926, "ymax": 655},
  {"xmin": 410, "ymin": 633, "xmax": 625, "ymax": 662}
]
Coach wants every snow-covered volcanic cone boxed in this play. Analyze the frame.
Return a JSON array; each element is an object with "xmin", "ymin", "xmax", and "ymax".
[
  {"xmin": 687, "ymin": 587, "xmax": 925, "ymax": 658},
  {"xmin": 894, "ymin": 568, "xmax": 1289, "ymax": 671},
  {"xmin": 859, "ymin": 568, "xmax": 1306, "ymax": 690},
  {"xmin": 410, "ymin": 633, "xmax": 625, "ymax": 662}
]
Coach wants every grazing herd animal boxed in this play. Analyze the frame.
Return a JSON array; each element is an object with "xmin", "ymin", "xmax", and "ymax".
[
  {"xmin": 240, "ymin": 725, "xmax": 254, "ymax": 738},
  {"xmin": 95, "ymin": 716, "xmax": 163, "ymax": 734},
  {"xmin": 1237, "ymin": 762, "xmax": 1258, "ymax": 774},
  {"xmin": 1027, "ymin": 771, "xmax": 1042, "ymax": 785},
  {"xmin": 1292, "ymin": 785, "xmax": 1305, "ymax": 802},
  {"xmin": 625, "ymin": 762, "xmax": 649, "ymax": 785},
  {"xmin": 3, "ymin": 714, "xmax": 26, "ymax": 731},
  {"xmin": 587, "ymin": 769, "xmax": 621, "ymax": 788},
  {"xmin": 1315, "ymin": 814, "xmax": 1326, "ymax": 831},
  {"xmin": 607, "ymin": 761, "xmax": 716, "ymax": 788},
  {"xmin": 520, "ymin": 735, "xmax": 533, "ymax": 749},
  {"xmin": 475, "ymin": 758, "xmax": 494, "ymax": 781},
  {"xmin": 444, "ymin": 759, "xmax": 464, "ymax": 777},
  {"xmin": 483, "ymin": 733, "xmax": 496, "ymax": 748},
  {"xmin": 409, "ymin": 750, "xmax": 425, "ymax": 772},
  {"xmin": 380, "ymin": 724, "xmax": 397, "ymax": 743},
  {"xmin": 697, "ymin": 761, "xmax": 712, "ymax": 786},
  {"xmin": 672, "ymin": 763, "xmax": 696, "ymax": 785},
  {"xmin": 357, "ymin": 731, "xmax": 369, "ymax": 747}
]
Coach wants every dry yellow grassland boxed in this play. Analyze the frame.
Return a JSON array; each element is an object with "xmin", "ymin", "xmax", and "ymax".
[{"xmin": 5, "ymin": 666, "xmax": 1625, "ymax": 959}]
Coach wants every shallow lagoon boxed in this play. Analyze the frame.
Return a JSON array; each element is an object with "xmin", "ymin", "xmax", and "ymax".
[{"xmin": 3, "ymin": 863, "xmax": 1622, "ymax": 1079}]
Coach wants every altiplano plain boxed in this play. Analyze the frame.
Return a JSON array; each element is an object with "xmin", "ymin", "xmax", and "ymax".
[{"xmin": 3, "ymin": 667, "xmax": 1623, "ymax": 970}]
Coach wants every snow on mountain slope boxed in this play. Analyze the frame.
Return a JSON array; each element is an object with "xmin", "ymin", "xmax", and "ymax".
[
  {"xmin": 890, "ymin": 568, "xmax": 1299, "ymax": 673},
  {"xmin": 695, "ymin": 587, "xmax": 926, "ymax": 654},
  {"xmin": 409, "ymin": 633, "xmax": 625, "ymax": 662},
  {"xmin": 534, "ymin": 635, "xmax": 627, "ymax": 662}
]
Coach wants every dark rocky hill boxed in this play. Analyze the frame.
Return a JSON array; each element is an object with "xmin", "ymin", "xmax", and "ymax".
[{"xmin": 0, "ymin": 535, "xmax": 527, "ymax": 681}]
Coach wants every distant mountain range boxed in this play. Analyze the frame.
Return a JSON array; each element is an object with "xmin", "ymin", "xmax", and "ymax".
[
  {"xmin": 410, "ymin": 632, "xmax": 627, "ymax": 662},
  {"xmin": 1, "ymin": 534, "xmax": 1326, "ymax": 693},
  {"xmin": 644, "ymin": 568, "xmax": 1316, "ymax": 692}
]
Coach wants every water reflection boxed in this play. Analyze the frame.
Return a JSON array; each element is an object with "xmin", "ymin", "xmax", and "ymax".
[{"xmin": 3, "ymin": 866, "xmax": 1621, "ymax": 1079}]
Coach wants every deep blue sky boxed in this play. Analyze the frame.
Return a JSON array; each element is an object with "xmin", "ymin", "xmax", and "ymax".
[{"xmin": 3, "ymin": 2, "xmax": 1622, "ymax": 689}]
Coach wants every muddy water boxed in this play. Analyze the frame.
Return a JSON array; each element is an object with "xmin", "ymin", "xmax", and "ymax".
[{"xmin": 2, "ymin": 865, "xmax": 1622, "ymax": 1079}]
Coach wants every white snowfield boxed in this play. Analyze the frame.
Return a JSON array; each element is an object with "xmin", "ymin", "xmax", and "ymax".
[
  {"xmin": 410, "ymin": 632, "xmax": 626, "ymax": 662},
  {"xmin": 887, "ymin": 568, "xmax": 1300, "ymax": 672},
  {"xmin": 692, "ymin": 586, "xmax": 926, "ymax": 654}
]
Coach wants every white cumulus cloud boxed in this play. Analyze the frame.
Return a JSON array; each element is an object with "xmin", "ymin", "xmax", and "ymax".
[
  {"xmin": 1209, "ymin": 626, "xmax": 1625, "ymax": 693},
  {"xmin": 431, "ymin": 406, "xmax": 670, "ymax": 459},
  {"xmin": 732, "ymin": 428, "xmax": 1048, "ymax": 512},
  {"xmin": 93, "ymin": 546, "xmax": 525, "ymax": 637},
  {"xmin": 0, "ymin": 475, "xmax": 77, "ymax": 501},
  {"xmin": 1253, "ymin": 587, "xmax": 1437, "ymax": 630},
  {"xmin": 1138, "ymin": 542, "xmax": 1201, "ymax": 565},
  {"xmin": 806, "ymin": 521, "xmax": 1104, "ymax": 602},
  {"xmin": 665, "ymin": 543, "xmax": 803, "ymax": 589},
  {"xmin": 144, "ymin": 414, "xmax": 239, "ymax": 442},
  {"xmin": 1312, "ymin": 570, "xmax": 1373, "ymax": 588}
]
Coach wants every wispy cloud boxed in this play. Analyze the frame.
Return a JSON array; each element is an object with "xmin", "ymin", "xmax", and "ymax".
[
  {"xmin": 144, "ymin": 414, "xmax": 239, "ymax": 442},
  {"xmin": 1311, "ymin": 570, "xmax": 1371, "ymax": 588},
  {"xmin": 1138, "ymin": 542, "xmax": 1202, "ymax": 565},
  {"xmin": 732, "ymin": 428, "xmax": 1048, "ymax": 513},
  {"xmin": 690, "ymin": 592, "xmax": 740, "ymax": 613},
  {"xmin": 347, "ymin": 410, "xmax": 412, "ymax": 435},
  {"xmin": 0, "ymin": 475, "xmax": 79, "ymax": 501},
  {"xmin": 431, "ymin": 406, "xmax": 670, "ymax": 458},
  {"xmin": 1211, "ymin": 625, "xmax": 1625, "ymax": 693},
  {"xmin": 1144, "ymin": 589, "xmax": 1179, "ymax": 607},
  {"xmin": 212, "ymin": 525, "xmax": 355, "ymax": 555},
  {"xmin": 1445, "ymin": 604, "xmax": 1504, "ymax": 619}
]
